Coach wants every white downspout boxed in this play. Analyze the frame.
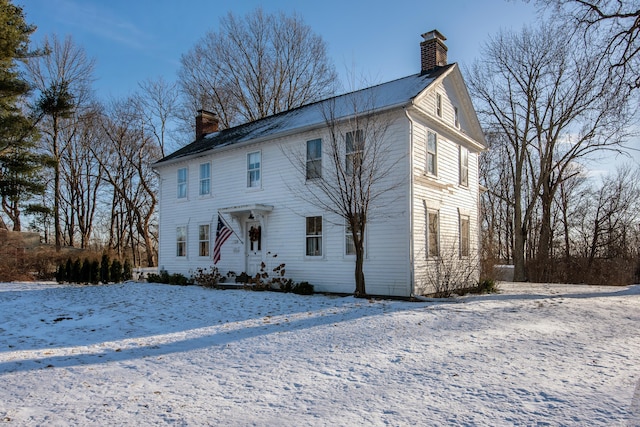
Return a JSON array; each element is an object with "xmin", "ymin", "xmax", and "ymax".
[{"xmin": 404, "ymin": 108, "xmax": 415, "ymax": 297}]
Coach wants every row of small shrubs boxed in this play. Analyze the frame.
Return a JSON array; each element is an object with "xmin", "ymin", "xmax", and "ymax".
[
  {"xmin": 242, "ymin": 262, "xmax": 314, "ymax": 295},
  {"xmin": 148, "ymin": 264, "xmax": 315, "ymax": 295},
  {"xmin": 56, "ymin": 254, "xmax": 132, "ymax": 284},
  {"xmin": 147, "ymin": 270, "xmax": 189, "ymax": 286}
]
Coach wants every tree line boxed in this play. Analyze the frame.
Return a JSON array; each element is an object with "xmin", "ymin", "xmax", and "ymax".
[
  {"xmin": 0, "ymin": 3, "xmax": 337, "ymax": 272},
  {"xmin": 472, "ymin": 1, "xmax": 640, "ymax": 284}
]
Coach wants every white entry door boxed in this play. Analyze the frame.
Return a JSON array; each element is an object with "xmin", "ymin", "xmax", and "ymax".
[{"xmin": 246, "ymin": 221, "xmax": 262, "ymax": 276}]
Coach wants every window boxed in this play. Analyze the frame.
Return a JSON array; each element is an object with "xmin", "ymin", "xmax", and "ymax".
[
  {"xmin": 345, "ymin": 216, "xmax": 363, "ymax": 256},
  {"xmin": 436, "ymin": 93, "xmax": 442, "ymax": 118},
  {"xmin": 454, "ymin": 106, "xmax": 459, "ymax": 128},
  {"xmin": 247, "ymin": 151, "xmax": 261, "ymax": 188},
  {"xmin": 459, "ymin": 146, "xmax": 469, "ymax": 187},
  {"xmin": 427, "ymin": 210, "xmax": 439, "ymax": 258},
  {"xmin": 306, "ymin": 216, "xmax": 322, "ymax": 256},
  {"xmin": 306, "ymin": 138, "xmax": 322, "ymax": 179},
  {"xmin": 177, "ymin": 168, "xmax": 187, "ymax": 198},
  {"xmin": 199, "ymin": 224, "xmax": 210, "ymax": 257},
  {"xmin": 345, "ymin": 129, "xmax": 364, "ymax": 175},
  {"xmin": 427, "ymin": 131, "xmax": 437, "ymax": 175},
  {"xmin": 176, "ymin": 226, "xmax": 187, "ymax": 257},
  {"xmin": 460, "ymin": 216, "xmax": 470, "ymax": 258},
  {"xmin": 199, "ymin": 163, "xmax": 210, "ymax": 195}
]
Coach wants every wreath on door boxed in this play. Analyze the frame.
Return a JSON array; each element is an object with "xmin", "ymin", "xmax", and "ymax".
[{"xmin": 249, "ymin": 225, "xmax": 261, "ymax": 242}]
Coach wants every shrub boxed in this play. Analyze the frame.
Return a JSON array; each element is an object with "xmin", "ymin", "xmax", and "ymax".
[
  {"xmin": 192, "ymin": 267, "xmax": 223, "ymax": 288},
  {"xmin": 473, "ymin": 278, "xmax": 499, "ymax": 295},
  {"xmin": 90, "ymin": 260, "xmax": 100, "ymax": 284},
  {"xmin": 56, "ymin": 262, "xmax": 67, "ymax": 283},
  {"xmin": 110, "ymin": 260, "xmax": 123, "ymax": 283},
  {"xmin": 147, "ymin": 270, "xmax": 189, "ymax": 286},
  {"xmin": 292, "ymin": 281, "xmax": 314, "ymax": 295},
  {"xmin": 100, "ymin": 254, "xmax": 110, "ymax": 283},
  {"xmin": 71, "ymin": 258, "xmax": 81, "ymax": 283},
  {"xmin": 123, "ymin": 259, "xmax": 133, "ymax": 281},
  {"xmin": 65, "ymin": 258, "xmax": 73, "ymax": 280},
  {"xmin": 80, "ymin": 258, "xmax": 92, "ymax": 283}
]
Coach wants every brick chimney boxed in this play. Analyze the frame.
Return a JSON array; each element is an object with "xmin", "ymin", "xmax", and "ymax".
[
  {"xmin": 195, "ymin": 109, "xmax": 219, "ymax": 139},
  {"xmin": 420, "ymin": 30, "xmax": 447, "ymax": 73}
]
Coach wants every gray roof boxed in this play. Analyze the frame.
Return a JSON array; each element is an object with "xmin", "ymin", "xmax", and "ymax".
[{"xmin": 154, "ymin": 65, "xmax": 453, "ymax": 166}]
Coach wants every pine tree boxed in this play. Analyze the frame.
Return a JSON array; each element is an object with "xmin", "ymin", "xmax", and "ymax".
[
  {"xmin": 100, "ymin": 254, "xmax": 110, "ymax": 283},
  {"xmin": 0, "ymin": 0, "xmax": 43, "ymax": 230}
]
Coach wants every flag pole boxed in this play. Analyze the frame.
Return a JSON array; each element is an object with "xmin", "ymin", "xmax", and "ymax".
[{"xmin": 218, "ymin": 211, "xmax": 244, "ymax": 244}]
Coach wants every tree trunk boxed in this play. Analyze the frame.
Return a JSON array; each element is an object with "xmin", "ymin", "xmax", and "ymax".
[
  {"xmin": 53, "ymin": 116, "xmax": 62, "ymax": 252},
  {"xmin": 536, "ymin": 179, "xmax": 553, "ymax": 281},
  {"xmin": 353, "ymin": 222, "xmax": 367, "ymax": 297}
]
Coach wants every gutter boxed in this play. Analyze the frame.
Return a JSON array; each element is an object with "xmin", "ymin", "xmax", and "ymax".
[{"xmin": 404, "ymin": 107, "xmax": 416, "ymax": 297}]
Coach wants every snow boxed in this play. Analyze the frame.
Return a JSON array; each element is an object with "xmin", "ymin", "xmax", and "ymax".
[{"xmin": 1, "ymin": 281, "xmax": 639, "ymax": 426}]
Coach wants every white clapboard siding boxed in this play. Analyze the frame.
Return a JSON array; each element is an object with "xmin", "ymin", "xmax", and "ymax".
[{"xmin": 156, "ymin": 110, "xmax": 412, "ymax": 296}]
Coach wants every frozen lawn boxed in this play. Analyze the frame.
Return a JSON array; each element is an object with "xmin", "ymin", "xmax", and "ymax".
[{"xmin": 1, "ymin": 281, "xmax": 639, "ymax": 426}]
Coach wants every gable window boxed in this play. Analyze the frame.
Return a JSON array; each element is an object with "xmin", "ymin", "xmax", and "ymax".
[
  {"xmin": 426, "ymin": 131, "xmax": 437, "ymax": 176},
  {"xmin": 427, "ymin": 210, "xmax": 439, "ymax": 258},
  {"xmin": 306, "ymin": 216, "xmax": 322, "ymax": 256},
  {"xmin": 199, "ymin": 162, "xmax": 211, "ymax": 195},
  {"xmin": 199, "ymin": 224, "xmax": 210, "ymax": 257},
  {"xmin": 247, "ymin": 151, "xmax": 261, "ymax": 188},
  {"xmin": 459, "ymin": 146, "xmax": 469, "ymax": 187},
  {"xmin": 345, "ymin": 129, "xmax": 364, "ymax": 175},
  {"xmin": 306, "ymin": 138, "xmax": 322, "ymax": 179},
  {"xmin": 436, "ymin": 93, "xmax": 442, "ymax": 118},
  {"xmin": 345, "ymin": 216, "xmax": 363, "ymax": 256},
  {"xmin": 176, "ymin": 226, "xmax": 187, "ymax": 257},
  {"xmin": 177, "ymin": 168, "xmax": 187, "ymax": 199},
  {"xmin": 454, "ymin": 106, "xmax": 460, "ymax": 128},
  {"xmin": 460, "ymin": 215, "xmax": 470, "ymax": 258}
]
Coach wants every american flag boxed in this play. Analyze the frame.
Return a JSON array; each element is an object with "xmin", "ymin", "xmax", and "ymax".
[{"xmin": 213, "ymin": 214, "xmax": 233, "ymax": 264}]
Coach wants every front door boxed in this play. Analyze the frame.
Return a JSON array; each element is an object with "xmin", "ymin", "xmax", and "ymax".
[{"xmin": 246, "ymin": 221, "xmax": 262, "ymax": 276}]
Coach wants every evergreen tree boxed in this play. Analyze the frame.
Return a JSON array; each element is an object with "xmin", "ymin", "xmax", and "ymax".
[
  {"xmin": 123, "ymin": 259, "xmax": 132, "ymax": 281},
  {"xmin": 65, "ymin": 257, "xmax": 72, "ymax": 280},
  {"xmin": 90, "ymin": 260, "xmax": 99, "ymax": 284},
  {"xmin": 80, "ymin": 257, "xmax": 90, "ymax": 283},
  {"xmin": 71, "ymin": 258, "xmax": 81, "ymax": 282},
  {"xmin": 55, "ymin": 262, "xmax": 66, "ymax": 283},
  {"xmin": 110, "ymin": 259, "xmax": 122, "ymax": 283},
  {"xmin": 0, "ymin": 0, "xmax": 42, "ymax": 230},
  {"xmin": 100, "ymin": 254, "xmax": 110, "ymax": 283}
]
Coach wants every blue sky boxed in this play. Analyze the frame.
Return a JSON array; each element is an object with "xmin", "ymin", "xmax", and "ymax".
[{"xmin": 20, "ymin": 0, "xmax": 540, "ymax": 98}]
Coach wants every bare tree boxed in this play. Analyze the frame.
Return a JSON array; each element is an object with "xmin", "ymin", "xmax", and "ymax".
[
  {"xmin": 60, "ymin": 105, "xmax": 104, "ymax": 248},
  {"xmin": 575, "ymin": 165, "xmax": 640, "ymax": 264},
  {"xmin": 285, "ymin": 91, "xmax": 401, "ymax": 297},
  {"xmin": 178, "ymin": 8, "xmax": 338, "ymax": 130},
  {"xmin": 27, "ymin": 34, "xmax": 95, "ymax": 251},
  {"xmin": 531, "ymin": 0, "xmax": 640, "ymax": 88},
  {"xmin": 93, "ymin": 98, "xmax": 159, "ymax": 267},
  {"xmin": 133, "ymin": 77, "xmax": 179, "ymax": 157},
  {"xmin": 469, "ymin": 23, "xmax": 634, "ymax": 281}
]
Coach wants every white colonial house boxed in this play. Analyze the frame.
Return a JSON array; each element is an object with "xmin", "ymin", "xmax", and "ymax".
[{"xmin": 153, "ymin": 30, "xmax": 486, "ymax": 297}]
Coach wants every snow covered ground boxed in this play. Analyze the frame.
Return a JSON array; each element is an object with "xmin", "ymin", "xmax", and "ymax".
[{"xmin": 0, "ymin": 281, "xmax": 639, "ymax": 426}]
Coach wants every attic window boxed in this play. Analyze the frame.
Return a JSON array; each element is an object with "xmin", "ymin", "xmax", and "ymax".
[
  {"xmin": 454, "ymin": 106, "xmax": 459, "ymax": 128},
  {"xmin": 459, "ymin": 146, "xmax": 469, "ymax": 187},
  {"xmin": 436, "ymin": 93, "xmax": 442, "ymax": 118},
  {"xmin": 426, "ymin": 131, "xmax": 437, "ymax": 176}
]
